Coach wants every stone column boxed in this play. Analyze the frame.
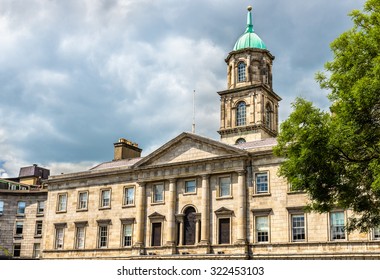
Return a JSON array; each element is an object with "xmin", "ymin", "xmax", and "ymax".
[
  {"xmin": 133, "ymin": 182, "xmax": 145, "ymax": 254},
  {"xmin": 236, "ymin": 171, "xmax": 247, "ymax": 244},
  {"xmin": 176, "ymin": 214, "xmax": 184, "ymax": 246},
  {"xmin": 200, "ymin": 175, "xmax": 210, "ymax": 244},
  {"xmin": 166, "ymin": 178, "xmax": 177, "ymax": 246}
]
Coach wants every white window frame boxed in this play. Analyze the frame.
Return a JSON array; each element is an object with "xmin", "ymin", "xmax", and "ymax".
[
  {"xmin": 100, "ymin": 189, "xmax": 111, "ymax": 208},
  {"xmin": 255, "ymin": 172, "xmax": 269, "ymax": 194},
  {"xmin": 255, "ymin": 216, "xmax": 269, "ymax": 243},
  {"xmin": 77, "ymin": 191, "xmax": 88, "ymax": 210},
  {"xmin": 98, "ymin": 225, "xmax": 109, "ymax": 248},
  {"xmin": 123, "ymin": 186, "xmax": 135, "ymax": 206},
  {"xmin": 330, "ymin": 211, "xmax": 346, "ymax": 241},
  {"xmin": 55, "ymin": 227, "xmax": 65, "ymax": 249},
  {"xmin": 75, "ymin": 226, "xmax": 86, "ymax": 249},
  {"xmin": 152, "ymin": 183, "xmax": 164, "ymax": 203},
  {"xmin": 0, "ymin": 200, "xmax": 4, "ymax": 215},
  {"xmin": 37, "ymin": 201, "xmax": 44, "ymax": 215},
  {"xmin": 57, "ymin": 193, "xmax": 67, "ymax": 212},
  {"xmin": 218, "ymin": 176, "xmax": 232, "ymax": 198},
  {"xmin": 35, "ymin": 220, "xmax": 43, "ymax": 236},
  {"xmin": 291, "ymin": 214, "xmax": 305, "ymax": 242},
  {"xmin": 122, "ymin": 223, "xmax": 133, "ymax": 247}
]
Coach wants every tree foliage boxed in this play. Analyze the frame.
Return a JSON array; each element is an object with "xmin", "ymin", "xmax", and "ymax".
[{"xmin": 274, "ymin": 0, "xmax": 380, "ymax": 232}]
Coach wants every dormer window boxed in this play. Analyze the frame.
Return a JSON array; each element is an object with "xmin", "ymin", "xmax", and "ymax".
[
  {"xmin": 236, "ymin": 101, "xmax": 246, "ymax": 126},
  {"xmin": 237, "ymin": 62, "xmax": 246, "ymax": 82}
]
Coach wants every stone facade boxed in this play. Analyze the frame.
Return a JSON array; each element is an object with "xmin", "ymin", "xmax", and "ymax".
[{"xmin": 0, "ymin": 178, "xmax": 47, "ymax": 259}]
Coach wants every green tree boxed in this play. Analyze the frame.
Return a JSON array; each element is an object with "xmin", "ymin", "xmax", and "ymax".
[{"xmin": 274, "ymin": 0, "xmax": 380, "ymax": 232}]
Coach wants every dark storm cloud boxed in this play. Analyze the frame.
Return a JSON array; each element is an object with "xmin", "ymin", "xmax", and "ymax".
[{"xmin": 0, "ymin": 0, "xmax": 366, "ymax": 177}]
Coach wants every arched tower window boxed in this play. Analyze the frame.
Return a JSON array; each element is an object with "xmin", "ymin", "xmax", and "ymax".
[
  {"xmin": 237, "ymin": 61, "xmax": 246, "ymax": 82},
  {"xmin": 236, "ymin": 101, "xmax": 246, "ymax": 126},
  {"xmin": 265, "ymin": 103, "xmax": 272, "ymax": 129},
  {"xmin": 235, "ymin": 138, "xmax": 246, "ymax": 145}
]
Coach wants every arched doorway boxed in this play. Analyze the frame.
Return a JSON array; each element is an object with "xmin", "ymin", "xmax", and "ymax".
[{"xmin": 183, "ymin": 207, "xmax": 196, "ymax": 245}]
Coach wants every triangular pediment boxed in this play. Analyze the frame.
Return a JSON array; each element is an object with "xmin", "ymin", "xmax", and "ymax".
[{"xmin": 134, "ymin": 132, "xmax": 247, "ymax": 168}]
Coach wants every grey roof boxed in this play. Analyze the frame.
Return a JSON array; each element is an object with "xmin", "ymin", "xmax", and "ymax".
[
  {"xmin": 90, "ymin": 157, "xmax": 143, "ymax": 171},
  {"xmin": 234, "ymin": 138, "xmax": 277, "ymax": 150},
  {"xmin": 19, "ymin": 164, "xmax": 50, "ymax": 179}
]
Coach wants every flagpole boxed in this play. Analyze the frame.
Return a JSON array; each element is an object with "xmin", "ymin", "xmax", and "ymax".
[{"xmin": 192, "ymin": 90, "xmax": 196, "ymax": 134}]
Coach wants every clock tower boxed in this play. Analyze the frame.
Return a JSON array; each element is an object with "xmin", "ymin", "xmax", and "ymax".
[{"xmin": 218, "ymin": 6, "xmax": 281, "ymax": 144}]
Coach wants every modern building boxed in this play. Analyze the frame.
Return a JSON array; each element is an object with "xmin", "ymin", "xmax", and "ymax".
[
  {"xmin": 0, "ymin": 164, "xmax": 49, "ymax": 259},
  {"xmin": 6, "ymin": 7, "xmax": 380, "ymax": 260}
]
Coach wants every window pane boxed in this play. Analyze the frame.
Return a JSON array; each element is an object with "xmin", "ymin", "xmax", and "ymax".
[
  {"xmin": 220, "ymin": 177, "xmax": 231, "ymax": 197},
  {"xmin": 185, "ymin": 180, "xmax": 196, "ymax": 193},
  {"xmin": 37, "ymin": 201, "xmax": 44, "ymax": 214},
  {"xmin": 236, "ymin": 102, "xmax": 246, "ymax": 126},
  {"xmin": 55, "ymin": 228, "xmax": 64, "ymax": 249},
  {"xmin": 238, "ymin": 62, "xmax": 246, "ymax": 82},
  {"xmin": 58, "ymin": 195, "xmax": 67, "ymax": 211},
  {"xmin": 79, "ymin": 192, "xmax": 88, "ymax": 209},
  {"xmin": 76, "ymin": 227, "xmax": 85, "ymax": 249},
  {"xmin": 330, "ymin": 212, "xmax": 345, "ymax": 240},
  {"xmin": 0, "ymin": 200, "xmax": 4, "ymax": 214},
  {"xmin": 256, "ymin": 173, "xmax": 268, "ymax": 193},
  {"xmin": 33, "ymin": 243, "xmax": 40, "ymax": 258},
  {"xmin": 123, "ymin": 224, "xmax": 132, "ymax": 247},
  {"xmin": 35, "ymin": 221, "xmax": 43, "ymax": 235},
  {"xmin": 154, "ymin": 184, "xmax": 164, "ymax": 202},
  {"xmin": 101, "ymin": 190, "xmax": 110, "ymax": 207},
  {"xmin": 292, "ymin": 214, "xmax": 305, "ymax": 241},
  {"xmin": 17, "ymin": 201, "xmax": 26, "ymax": 214},
  {"xmin": 13, "ymin": 244, "xmax": 21, "ymax": 257},
  {"xmin": 99, "ymin": 226, "xmax": 108, "ymax": 248},
  {"xmin": 15, "ymin": 221, "xmax": 23, "ymax": 235},
  {"xmin": 124, "ymin": 188, "xmax": 134, "ymax": 205},
  {"xmin": 256, "ymin": 216, "xmax": 269, "ymax": 242}
]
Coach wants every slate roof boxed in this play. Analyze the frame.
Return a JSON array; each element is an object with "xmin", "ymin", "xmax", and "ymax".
[{"xmin": 90, "ymin": 157, "xmax": 143, "ymax": 171}]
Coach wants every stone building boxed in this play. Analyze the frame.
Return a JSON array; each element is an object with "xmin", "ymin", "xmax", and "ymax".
[
  {"xmin": 0, "ymin": 164, "xmax": 49, "ymax": 259},
  {"xmin": 41, "ymin": 7, "xmax": 380, "ymax": 259}
]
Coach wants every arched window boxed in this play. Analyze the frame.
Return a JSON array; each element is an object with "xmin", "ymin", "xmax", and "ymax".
[
  {"xmin": 237, "ymin": 62, "xmax": 246, "ymax": 82},
  {"xmin": 265, "ymin": 103, "xmax": 272, "ymax": 129},
  {"xmin": 183, "ymin": 207, "xmax": 196, "ymax": 245},
  {"xmin": 236, "ymin": 101, "xmax": 246, "ymax": 126},
  {"xmin": 235, "ymin": 138, "xmax": 246, "ymax": 145}
]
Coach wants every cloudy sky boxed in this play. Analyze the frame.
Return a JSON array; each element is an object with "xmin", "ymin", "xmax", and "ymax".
[{"xmin": 0, "ymin": 0, "xmax": 366, "ymax": 177}]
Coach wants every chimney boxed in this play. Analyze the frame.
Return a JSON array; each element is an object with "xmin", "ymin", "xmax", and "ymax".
[{"xmin": 113, "ymin": 138, "xmax": 142, "ymax": 160}]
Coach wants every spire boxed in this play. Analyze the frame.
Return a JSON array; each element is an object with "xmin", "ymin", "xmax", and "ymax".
[{"xmin": 245, "ymin": 6, "xmax": 254, "ymax": 33}]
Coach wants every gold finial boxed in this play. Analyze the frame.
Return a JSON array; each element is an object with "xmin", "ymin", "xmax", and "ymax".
[{"xmin": 247, "ymin": 6, "xmax": 252, "ymax": 11}]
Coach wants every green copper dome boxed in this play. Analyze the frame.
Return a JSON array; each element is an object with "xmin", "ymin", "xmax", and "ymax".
[{"xmin": 233, "ymin": 6, "xmax": 266, "ymax": 51}]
